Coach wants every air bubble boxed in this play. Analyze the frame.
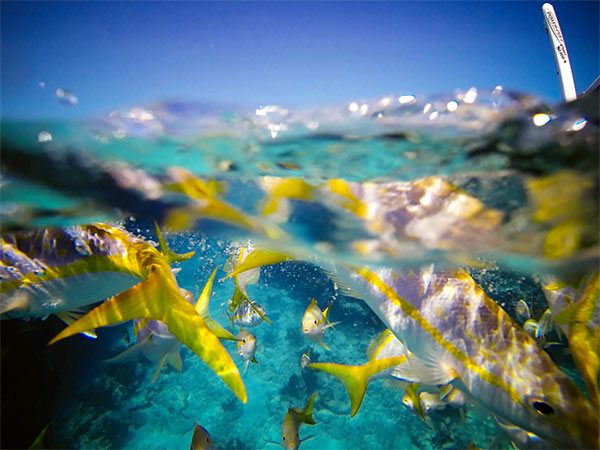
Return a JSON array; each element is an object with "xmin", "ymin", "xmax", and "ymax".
[
  {"xmin": 38, "ymin": 131, "xmax": 53, "ymax": 143},
  {"xmin": 55, "ymin": 87, "xmax": 79, "ymax": 105}
]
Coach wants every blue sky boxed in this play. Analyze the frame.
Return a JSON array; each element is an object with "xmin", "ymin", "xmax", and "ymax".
[{"xmin": 2, "ymin": 1, "xmax": 598, "ymax": 120}]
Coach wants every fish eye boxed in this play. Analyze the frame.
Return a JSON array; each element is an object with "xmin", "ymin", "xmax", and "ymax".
[
  {"xmin": 283, "ymin": 436, "xmax": 286, "ymax": 441},
  {"xmin": 527, "ymin": 397, "xmax": 555, "ymax": 415},
  {"xmin": 314, "ymin": 320, "xmax": 317, "ymax": 325},
  {"xmin": 242, "ymin": 339, "xmax": 246, "ymax": 343}
]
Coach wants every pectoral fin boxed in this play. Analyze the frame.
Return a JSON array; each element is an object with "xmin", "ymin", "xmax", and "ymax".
[
  {"xmin": 324, "ymin": 321, "xmax": 341, "ymax": 330},
  {"xmin": 168, "ymin": 351, "xmax": 183, "ymax": 372},
  {"xmin": 391, "ymin": 352, "xmax": 459, "ymax": 386},
  {"xmin": 48, "ymin": 272, "xmax": 247, "ymax": 403},
  {"xmin": 104, "ymin": 333, "xmax": 152, "ymax": 364},
  {"xmin": 151, "ymin": 355, "xmax": 168, "ymax": 383}
]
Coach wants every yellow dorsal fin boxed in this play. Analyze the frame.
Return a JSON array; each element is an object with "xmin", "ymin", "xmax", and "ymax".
[
  {"xmin": 224, "ymin": 249, "xmax": 292, "ymax": 279},
  {"xmin": 301, "ymin": 392, "xmax": 318, "ymax": 425},
  {"xmin": 195, "ymin": 267, "xmax": 218, "ymax": 316},
  {"xmin": 321, "ymin": 304, "xmax": 331, "ymax": 322},
  {"xmin": 194, "ymin": 267, "xmax": 238, "ymax": 341},
  {"xmin": 366, "ymin": 329, "xmax": 395, "ymax": 360},
  {"xmin": 310, "ymin": 355, "xmax": 407, "ymax": 416},
  {"xmin": 438, "ymin": 384, "xmax": 453, "ymax": 400},
  {"xmin": 154, "ymin": 222, "xmax": 195, "ymax": 263},
  {"xmin": 48, "ymin": 271, "xmax": 247, "ymax": 403}
]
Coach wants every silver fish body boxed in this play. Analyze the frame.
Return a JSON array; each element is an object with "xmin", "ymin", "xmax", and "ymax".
[
  {"xmin": 135, "ymin": 319, "xmax": 180, "ymax": 364},
  {"xmin": 233, "ymin": 301, "xmax": 266, "ymax": 328},
  {"xmin": 1, "ymin": 226, "xmax": 143, "ymax": 319},
  {"xmin": 336, "ymin": 265, "xmax": 598, "ymax": 449}
]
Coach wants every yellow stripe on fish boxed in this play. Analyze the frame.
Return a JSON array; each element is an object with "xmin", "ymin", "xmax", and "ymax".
[
  {"xmin": 1, "ymin": 224, "xmax": 247, "ymax": 403},
  {"xmin": 354, "ymin": 266, "xmax": 598, "ymax": 449},
  {"xmin": 356, "ymin": 267, "xmax": 515, "ymax": 402}
]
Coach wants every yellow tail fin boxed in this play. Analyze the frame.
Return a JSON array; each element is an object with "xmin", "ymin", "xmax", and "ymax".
[
  {"xmin": 301, "ymin": 392, "xmax": 318, "ymax": 425},
  {"xmin": 154, "ymin": 222, "xmax": 195, "ymax": 263},
  {"xmin": 48, "ymin": 271, "xmax": 247, "ymax": 403},
  {"xmin": 310, "ymin": 356, "xmax": 407, "ymax": 416}
]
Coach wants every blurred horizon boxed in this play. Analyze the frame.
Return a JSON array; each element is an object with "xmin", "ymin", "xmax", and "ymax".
[{"xmin": 1, "ymin": 1, "xmax": 599, "ymax": 121}]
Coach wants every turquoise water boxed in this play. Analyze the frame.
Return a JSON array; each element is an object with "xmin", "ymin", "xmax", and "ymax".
[
  {"xmin": 40, "ymin": 233, "xmax": 506, "ymax": 449},
  {"xmin": 1, "ymin": 89, "xmax": 598, "ymax": 449}
]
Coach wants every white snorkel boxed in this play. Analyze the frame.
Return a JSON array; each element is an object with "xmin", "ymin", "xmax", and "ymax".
[{"xmin": 542, "ymin": 3, "xmax": 577, "ymax": 102}]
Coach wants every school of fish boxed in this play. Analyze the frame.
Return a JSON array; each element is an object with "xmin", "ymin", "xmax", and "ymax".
[{"xmin": 1, "ymin": 169, "xmax": 598, "ymax": 450}]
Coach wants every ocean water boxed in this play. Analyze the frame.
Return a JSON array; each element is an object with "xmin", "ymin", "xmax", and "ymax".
[{"xmin": 1, "ymin": 88, "xmax": 598, "ymax": 449}]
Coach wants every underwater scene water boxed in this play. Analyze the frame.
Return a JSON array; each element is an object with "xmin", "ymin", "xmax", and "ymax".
[{"xmin": 1, "ymin": 87, "xmax": 599, "ymax": 450}]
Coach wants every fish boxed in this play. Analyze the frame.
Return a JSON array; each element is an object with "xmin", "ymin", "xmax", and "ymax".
[
  {"xmin": 402, "ymin": 384, "xmax": 423, "ymax": 417},
  {"xmin": 418, "ymin": 392, "xmax": 447, "ymax": 414},
  {"xmin": 236, "ymin": 328, "xmax": 257, "ymax": 374},
  {"xmin": 439, "ymin": 384, "xmax": 469, "ymax": 409},
  {"xmin": 107, "ymin": 267, "xmax": 240, "ymax": 382},
  {"xmin": 521, "ymin": 309, "xmax": 556, "ymax": 341},
  {"xmin": 281, "ymin": 392, "xmax": 318, "ymax": 450},
  {"xmin": 300, "ymin": 349, "xmax": 312, "ymax": 370},
  {"xmin": 301, "ymin": 299, "xmax": 339, "ymax": 350},
  {"xmin": 162, "ymin": 167, "xmax": 284, "ymax": 239},
  {"xmin": 224, "ymin": 247, "xmax": 261, "ymax": 298},
  {"xmin": 546, "ymin": 273, "xmax": 600, "ymax": 407},
  {"xmin": 259, "ymin": 177, "xmax": 315, "ymax": 221},
  {"xmin": 190, "ymin": 422, "xmax": 215, "ymax": 450},
  {"xmin": 226, "ymin": 247, "xmax": 271, "ymax": 328},
  {"xmin": 339, "ymin": 265, "xmax": 599, "ymax": 449},
  {"xmin": 225, "ymin": 248, "xmax": 599, "ymax": 448},
  {"xmin": 232, "ymin": 300, "xmax": 269, "ymax": 329},
  {"xmin": 133, "ymin": 318, "xmax": 183, "ymax": 382},
  {"xmin": 106, "ymin": 305, "xmax": 186, "ymax": 383},
  {"xmin": 401, "ymin": 386, "xmax": 446, "ymax": 425},
  {"xmin": 402, "ymin": 384, "xmax": 467, "ymax": 421},
  {"xmin": 0, "ymin": 223, "xmax": 247, "ymax": 402}
]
